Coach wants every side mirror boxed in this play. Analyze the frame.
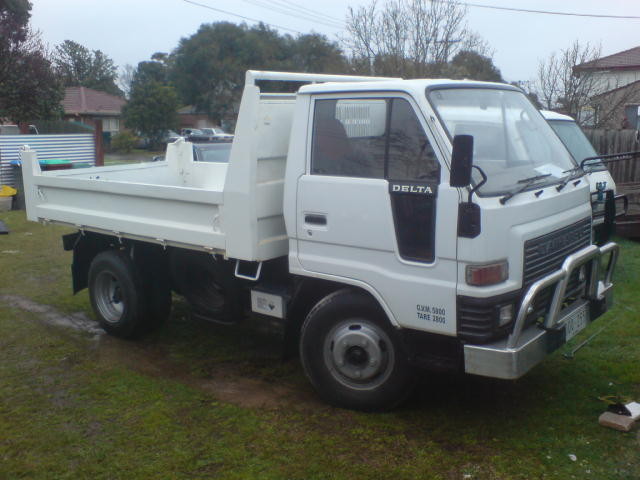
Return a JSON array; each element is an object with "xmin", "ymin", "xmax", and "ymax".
[{"xmin": 450, "ymin": 134, "xmax": 474, "ymax": 187}]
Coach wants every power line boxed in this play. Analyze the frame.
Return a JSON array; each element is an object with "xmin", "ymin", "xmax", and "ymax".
[
  {"xmin": 269, "ymin": 0, "xmax": 344, "ymax": 27},
  {"xmin": 437, "ymin": 0, "xmax": 640, "ymax": 19},
  {"xmin": 239, "ymin": 0, "xmax": 343, "ymax": 29},
  {"xmin": 181, "ymin": 0, "xmax": 305, "ymax": 34},
  {"xmin": 271, "ymin": 0, "xmax": 345, "ymax": 25}
]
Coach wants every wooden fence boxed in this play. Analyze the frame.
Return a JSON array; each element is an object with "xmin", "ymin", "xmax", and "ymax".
[{"xmin": 584, "ymin": 129, "xmax": 640, "ymax": 184}]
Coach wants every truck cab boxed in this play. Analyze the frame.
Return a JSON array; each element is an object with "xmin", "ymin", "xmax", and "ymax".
[{"xmin": 284, "ymin": 78, "xmax": 617, "ymax": 398}]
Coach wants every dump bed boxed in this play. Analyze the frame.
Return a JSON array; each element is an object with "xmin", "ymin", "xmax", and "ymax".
[
  {"xmin": 22, "ymin": 140, "xmax": 230, "ymax": 252},
  {"xmin": 21, "ymin": 71, "xmax": 397, "ymax": 261}
]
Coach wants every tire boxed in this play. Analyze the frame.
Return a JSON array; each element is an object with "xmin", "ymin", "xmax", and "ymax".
[
  {"xmin": 299, "ymin": 289, "xmax": 416, "ymax": 411},
  {"xmin": 88, "ymin": 249, "xmax": 151, "ymax": 338}
]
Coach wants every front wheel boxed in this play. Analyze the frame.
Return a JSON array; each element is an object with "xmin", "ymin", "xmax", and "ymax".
[{"xmin": 299, "ymin": 290, "xmax": 415, "ymax": 411}]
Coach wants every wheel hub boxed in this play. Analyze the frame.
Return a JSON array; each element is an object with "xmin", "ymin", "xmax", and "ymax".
[
  {"xmin": 327, "ymin": 322, "xmax": 391, "ymax": 385},
  {"xmin": 94, "ymin": 272, "xmax": 124, "ymax": 324}
]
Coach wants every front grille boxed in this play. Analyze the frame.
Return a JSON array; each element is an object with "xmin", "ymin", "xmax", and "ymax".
[
  {"xmin": 523, "ymin": 218, "xmax": 591, "ymax": 322},
  {"xmin": 523, "ymin": 218, "xmax": 591, "ymax": 287}
]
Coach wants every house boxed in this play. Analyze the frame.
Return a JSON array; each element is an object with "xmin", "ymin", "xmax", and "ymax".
[
  {"xmin": 177, "ymin": 105, "xmax": 214, "ymax": 130},
  {"xmin": 574, "ymin": 46, "xmax": 640, "ymax": 128},
  {"xmin": 62, "ymin": 87, "xmax": 126, "ymax": 134},
  {"xmin": 177, "ymin": 105, "xmax": 236, "ymax": 132},
  {"xmin": 590, "ymin": 80, "xmax": 640, "ymax": 129}
]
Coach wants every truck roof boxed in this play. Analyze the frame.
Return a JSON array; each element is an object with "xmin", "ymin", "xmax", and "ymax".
[
  {"xmin": 298, "ymin": 78, "xmax": 520, "ymax": 96},
  {"xmin": 540, "ymin": 110, "xmax": 574, "ymax": 122}
]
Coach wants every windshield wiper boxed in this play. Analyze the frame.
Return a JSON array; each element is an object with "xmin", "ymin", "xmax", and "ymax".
[
  {"xmin": 556, "ymin": 167, "xmax": 586, "ymax": 192},
  {"xmin": 499, "ymin": 173, "xmax": 551, "ymax": 205}
]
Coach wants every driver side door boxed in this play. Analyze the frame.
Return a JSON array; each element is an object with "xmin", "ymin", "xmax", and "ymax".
[{"xmin": 294, "ymin": 93, "xmax": 459, "ymax": 334}]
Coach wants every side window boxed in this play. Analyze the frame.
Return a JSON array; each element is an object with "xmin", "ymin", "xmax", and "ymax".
[
  {"xmin": 311, "ymin": 99, "xmax": 386, "ymax": 178},
  {"xmin": 387, "ymin": 98, "xmax": 439, "ymax": 182}
]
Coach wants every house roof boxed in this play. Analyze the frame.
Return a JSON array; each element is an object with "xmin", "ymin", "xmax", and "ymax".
[
  {"xmin": 575, "ymin": 46, "xmax": 640, "ymax": 71},
  {"xmin": 590, "ymin": 78, "xmax": 640, "ymax": 99},
  {"xmin": 62, "ymin": 87, "xmax": 125, "ymax": 116}
]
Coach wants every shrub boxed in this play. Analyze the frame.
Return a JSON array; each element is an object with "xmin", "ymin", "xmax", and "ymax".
[{"xmin": 111, "ymin": 131, "xmax": 137, "ymax": 153}]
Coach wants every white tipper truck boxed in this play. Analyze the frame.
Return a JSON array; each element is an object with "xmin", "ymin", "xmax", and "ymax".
[
  {"xmin": 20, "ymin": 71, "xmax": 619, "ymax": 410},
  {"xmin": 541, "ymin": 110, "xmax": 624, "ymax": 244}
]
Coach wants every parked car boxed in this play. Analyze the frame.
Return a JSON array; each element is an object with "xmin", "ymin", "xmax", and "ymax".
[
  {"xmin": 200, "ymin": 127, "xmax": 234, "ymax": 142},
  {"xmin": 152, "ymin": 142, "xmax": 232, "ymax": 163},
  {"xmin": 0, "ymin": 125, "xmax": 19, "ymax": 135},
  {"xmin": 180, "ymin": 128, "xmax": 203, "ymax": 137},
  {"xmin": 162, "ymin": 130, "xmax": 181, "ymax": 144},
  {"xmin": 188, "ymin": 127, "xmax": 234, "ymax": 143},
  {"xmin": 0, "ymin": 124, "xmax": 38, "ymax": 135},
  {"xmin": 193, "ymin": 142, "xmax": 232, "ymax": 162}
]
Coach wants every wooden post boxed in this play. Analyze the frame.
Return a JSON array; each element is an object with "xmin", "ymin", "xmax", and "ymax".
[{"xmin": 94, "ymin": 119, "xmax": 104, "ymax": 166}]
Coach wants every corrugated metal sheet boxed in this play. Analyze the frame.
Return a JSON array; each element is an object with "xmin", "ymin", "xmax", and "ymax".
[{"xmin": 0, "ymin": 134, "xmax": 95, "ymax": 186}]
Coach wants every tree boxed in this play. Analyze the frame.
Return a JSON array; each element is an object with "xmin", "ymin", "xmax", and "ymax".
[
  {"xmin": 1, "ymin": 41, "xmax": 63, "ymax": 122},
  {"xmin": 344, "ymin": 0, "xmax": 488, "ymax": 78},
  {"xmin": 0, "ymin": 1, "xmax": 63, "ymax": 122},
  {"xmin": 536, "ymin": 40, "xmax": 602, "ymax": 123},
  {"xmin": 54, "ymin": 40, "xmax": 121, "ymax": 96},
  {"xmin": 118, "ymin": 63, "xmax": 136, "ymax": 98},
  {"xmin": 122, "ymin": 60, "xmax": 179, "ymax": 148},
  {"xmin": 0, "ymin": 0, "xmax": 31, "ymax": 51},
  {"xmin": 283, "ymin": 33, "xmax": 349, "ymax": 74},
  {"xmin": 445, "ymin": 50, "xmax": 503, "ymax": 82},
  {"xmin": 170, "ymin": 22, "xmax": 349, "ymax": 124},
  {"xmin": 172, "ymin": 22, "xmax": 285, "ymax": 124}
]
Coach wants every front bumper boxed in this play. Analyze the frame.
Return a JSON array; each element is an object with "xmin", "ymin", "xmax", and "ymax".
[{"xmin": 463, "ymin": 242, "xmax": 618, "ymax": 379}]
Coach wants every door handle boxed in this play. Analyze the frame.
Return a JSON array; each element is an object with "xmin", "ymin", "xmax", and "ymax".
[{"xmin": 304, "ymin": 214, "xmax": 327, "ymax": 226}]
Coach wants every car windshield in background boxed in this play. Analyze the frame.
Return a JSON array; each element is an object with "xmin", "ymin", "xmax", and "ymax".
[
  {"xmin": 428, "ymin": 88, "xmax": 577, "ymax": 196},
  {"xmin": 547, "ymin": 120, "xmax": 605, "ymax": 172},
  {"xmin": 193, "ymin": 143, "xmax": 232, "ymax": 163},
  {"xmin": 200, "ymin": 128, "xmax": 229, "ymax": 135}
]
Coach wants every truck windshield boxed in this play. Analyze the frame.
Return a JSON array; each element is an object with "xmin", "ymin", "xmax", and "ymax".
[
  {"xmin": 547, "ymin": 120, "xmax": 605, "ymax": 172},
  {"xmin": 428, "ymin": 88, "xmax": 577, "ymax": 196}
]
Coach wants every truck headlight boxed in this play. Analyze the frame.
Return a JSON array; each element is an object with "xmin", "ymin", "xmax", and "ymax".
[{"xmin": 466, "ymin": 260, "xmax": 508, "ymax": 286}]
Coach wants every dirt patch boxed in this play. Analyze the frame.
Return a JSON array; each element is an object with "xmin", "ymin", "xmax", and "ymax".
[
  {"xmin": 96, "ymin": 334, "xmax": 321, "ymax": 410},
  {"xmin": 0, "ymin": 294, "xmax": 104, "ymax": 337},
  {"xmin": 1, "ymin": 294, "xmax": 320, "ymax": 410}
]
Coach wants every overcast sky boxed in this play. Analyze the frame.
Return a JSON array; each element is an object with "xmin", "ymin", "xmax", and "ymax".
[{"xmin": 31, "ymin": 0, "xmax": 640, "ymax": 83}]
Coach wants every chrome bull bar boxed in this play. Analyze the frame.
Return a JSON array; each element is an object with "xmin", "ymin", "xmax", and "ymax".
[
  {"xmin": 507, "ymin": 241, "xmax": 618, "ymax": 349},
  {"xmin": 464, "ymin": 242, "xmax": 618, "ymax": 379}
]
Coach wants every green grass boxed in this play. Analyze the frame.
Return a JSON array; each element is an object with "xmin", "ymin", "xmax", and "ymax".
[
  {"xmin": 0, "ymin": 209, "xmax": 639, "ymax": 479},
  {"xmin": 104, "ymin": 149, "xmax": 163, "ymax": 166}
]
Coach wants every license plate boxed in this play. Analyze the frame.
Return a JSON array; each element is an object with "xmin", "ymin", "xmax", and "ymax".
[{"xmin": 563, "ymin": 304, "xmax": 589, "ymax": 341}]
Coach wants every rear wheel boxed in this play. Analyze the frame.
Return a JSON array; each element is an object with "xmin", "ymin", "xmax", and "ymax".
[
  {"xmin": 300, "ymin": 290, "xmax": 415, "ymax": 411},
  {"xmin": 89, "ymin": 249, "xmax": 156, "ymax": 338}
]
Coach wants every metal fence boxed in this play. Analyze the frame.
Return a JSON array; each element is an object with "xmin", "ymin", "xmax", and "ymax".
[
  {"xmin": 0, "ymin": 134, "xmax": 95, "ymax": 187},
  {"xmin": 584, "ymin": 129, "xmax": 640, "ymax": 183}
]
